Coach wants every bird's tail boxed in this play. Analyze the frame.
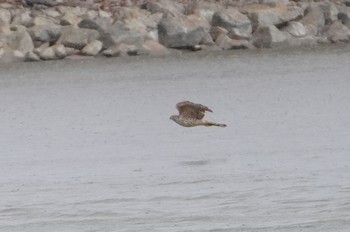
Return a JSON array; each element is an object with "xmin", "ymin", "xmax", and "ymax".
[{"xmin": 204, "ymin": 121, "xmax": 227, "ymax": 127}]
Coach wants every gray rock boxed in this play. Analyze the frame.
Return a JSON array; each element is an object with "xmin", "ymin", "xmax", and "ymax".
[
  {"xmin": 281, "ymin": 21, "xmax": 306, "ymax": 37},
  {"xmin": 99, "ymin": 21, "xmax": 144, "ymax": 49},
  {"xmin": 322, "ymin": 20, "xmax": 350, "ymax": 43},
  {"xmin": 25, "ymin": 51, "xmax": 41, "ymax": 61},
  {"xmin": 247, "ymin": 6, "xmax": 303, "ymax": 30},
  {"xmin": 144, "ymin": 0, "xmax": 184, "ymax": 16},
  {"xmin": 0, "ymin": 45, "xmax": 24, "ymax": 63},
  {"xmin": 52, "ymin": 44, "xmax": 66, "ymax": 59},
  {"xmin": 6, "ymin": 25, "xmax": 34, "ymax": 54},
  {"xmin": 252, "ymin": 24, "xmax": 289, "ymax": 48},
  {"xmin": 60, "ymin": 12, "xmax": 82, "ymax": 26},
  {"xmin": 299, "ymin": 5, "xmax": 325, "ymax": 36},
  {"xmin": 27, "ymin": 25, "xmax": 61, "ymax": 43},
  {"xmin": 78, "ymin": 17, "xmax": 113, "ymax": 33},
  {"xmin": 319, "ymin": 2, "xmax": 339, "ymax": 24},
  {"xmin": 25, "ymin": 0, "xmax": 58, "ymax": 7},
  {"xmin": 33, "ymin": 42, "xmax": 49, "ymax": 56},
  {"xmin": 58, "ymin": 26, "xmax": 100, "ymax": 50},
  {"xmin": 82, "ymin": 40, "xmax": 103, "ymax": 56},
  {"xmin": 33, "ymin": 16, "xmax": 58, "ymax": 26},
  {"xmin": 158, "ymin": 14, "xmax": 209, "ymax": 48},
  {"xmin": 337, "ymin": 5, "xmax": 350, "ymax": 29},
  {"xmin": 56, "ymin": 6, "xmax": 86, "ymax": 17},
  {"xmin": 212, "ymin": 8, "xmax": 252, "ymax": 39},
  {"xmin": 42, "ymin": 8, "xmax": 61, "ymax": 18},
  {"xmin": 11, "ymin": 10, "xmax": 32, "ymax": 27},
  {"xmin": 0, "ymin": 8, "xmax": 12, "ymax": 24},
  {"xmin": 39, "ymin": 46, "xmax": 56, "ymax": 60}
]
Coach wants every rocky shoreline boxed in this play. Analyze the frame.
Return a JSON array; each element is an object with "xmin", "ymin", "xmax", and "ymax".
[{"xmin": 0, "ymin": 0, "xmax": 350, "ymax": 63}]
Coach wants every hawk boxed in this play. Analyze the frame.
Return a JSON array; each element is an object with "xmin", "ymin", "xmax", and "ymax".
[{"xmin": 170, "ymin": 101, "xmax": 227, "ymax": 127}]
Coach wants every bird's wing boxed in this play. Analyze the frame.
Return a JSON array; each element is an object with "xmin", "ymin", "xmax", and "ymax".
[{"xmin": 176, "ymin": 101, "xmax": 212, "ymax": 120}]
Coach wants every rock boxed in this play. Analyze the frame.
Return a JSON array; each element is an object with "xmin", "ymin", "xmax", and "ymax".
[
  {"xmin": 58, "ymin": 26, "xmax": 100, "ymax": 50},
  {"xmin": 27, "ymin": 25, "xmax": 61, "ymax": 43},
  {"xmin": 0, "ymin": 8, "xmax": 12, "ymax": 24},
  {"xmin": 0, "ymin": 45, "xmax": 24, "ymax": 63},
  {"xmin": 85, "ymin": 10, "xmax": 98, "ymax": 20},
  {"xmin": 98, "ymin": 10, "xmax": 112, "ymax": 18},
  {"xmin": 299, "ymin": 5, "xmax": 325, "ymax": 36},
  {"xmin": 42, "ymin": 8, "xmax": 61, "ymax": 18},
  {"xmin": 210, "ymin": 26, "xmax": 228, "ymax": 41},
  {"xmin": 11, "ymin": 10, "xmax": 32, "ymax": 27},
  {"xmin": 33, "ymin": 42, "xmax": 49, "ymax": 55},
  {"xmin": 247, "ymin": 6, "xmax": 303, "ymax": 30},
  {"xmin": 60, "ymin": 12, "xmax": 82, "ymax": 26},
  {"xmin": 337, "ymin": 5, "xmax": 350, "ymax": 29},
  {"xmin": 33, "ymin": 16, "xmax": 58, "ymax": 26},
  {"xmin": 52, "ymin": 44, "xmax": 66, "ymax": 59},
  {"xmin": 212, "ymin": 8, "xmax": 252, "ymax": 39},
  {"xmin": 39, "ymin": 46, "xmax": 56, "ymax": 60},
  {"xmin": 142, "ymin": 40, "xmax": 170, "ymax": 56},
  {"xmin": 260, "ymin": 0, "xmax": 290, "ymax": 7},
  {"xmin": 56, "ymin": 6, "xmax": 86, "ymax": 17},
  {"xmin": 144, "ymin": 0, "xmax": 184, "ymax": 16},
  {"xmin": 215, "ymin": 34, "xmax": 251, "ymax": 50},
  {"xmin": 99, "ymin": 21, "xmax": 144, "ymax": 49},
  {"xmin": 189, "ymin": 1, "xmax": 224, "ymax": 23},
  {"xmin": 281, "ymin": 21, "xmax": 306, "ymax": 37},
  {"xmin": 103, "ymin": 43, "xmax": 137, "ymax": 57},
  {"xmin": 319, "ymin": 2, "xmax": 339, "ymax": 24},
  {"xmin": 322, "ymin": 20, "xmax": 350, "ymax": 42},
  {"xmin": 78, "ymin": 17, "xmax": 113, "ymax": 33},
  {"xmin": 24, "ymin": 0, "xmax": 58, "ymax": 7},
  {"xmin": 6, "ymin": 25, "xmax": 34, "ymax": 54},
  {"xmin": 158, "ymin": 14, "xmax": 209, "ymax": 48},
  {"xmin": 38, "ymin": 44, "xmax": 66, "ymax": 60},
  {"xmin": 252, "ymin": 24, "xmax": 289, "ymax": 48},
  {"xmin": 81, "ymin": 40, "xmax": 103, "ymax": 56},
  {"xmin": 25, "ymin": 51, "xmax": 41, "ymax": 61}
]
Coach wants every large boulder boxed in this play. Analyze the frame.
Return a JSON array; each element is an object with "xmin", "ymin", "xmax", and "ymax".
[
  {"xmin": 247, "ymin": 6, "xmax": 303, "ymax": 30},
  {"xmin": 27, "ymin": 25, "xmax": 61, "ymax": 43},
  {"xmin": 6, "ymin": 25, "xmax": 34, "ymax": 54},
  {"xmin": 57, "ymin": 26, "xmax": 100, "ymax": 50},
  {"xmin": 337, "ymin": 5, "xmax": 350, "ymax": 29},
  {"xmin": 158, "ymin": 13, "xmax": 211, "ymax": 48},
  {"xmin": 99, "ymin": 21, "xmax": 144, "ymax": 49},
  {"xmin": 322, "ymin": 20, "xmax": 350, "ymax": 43},
  {"xmin": 299, "ymin": 5, "xmax": 325, "ymax": 36},
  {"xmin": 211, "ymin": 8, "xmax": 252, "ymax": 39},
  {"xmin": 252, "ymin": 24, "xmax": 289, "ymax": 48},
  {"xmin": 33, "ymin": 16, "xmax": 59, "ymax": 26}
]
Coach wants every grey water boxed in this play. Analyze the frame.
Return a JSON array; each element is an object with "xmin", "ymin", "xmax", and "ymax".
[{"xmin": 1, "ymin": 46, "xmax": 350, "ymax": 232}]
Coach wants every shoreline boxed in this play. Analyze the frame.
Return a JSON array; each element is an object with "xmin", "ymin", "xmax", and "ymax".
[{"xmin": 1, "ymin": 0, "xmax": 350, "ymax": 63}]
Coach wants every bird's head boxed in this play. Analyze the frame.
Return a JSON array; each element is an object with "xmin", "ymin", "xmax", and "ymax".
[{"xmin": 169, "ymin": 115, "xmax": 178, "ymax": 121}]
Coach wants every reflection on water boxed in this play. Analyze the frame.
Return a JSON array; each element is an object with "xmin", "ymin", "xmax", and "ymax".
[{"xmin": 1, "ymin": 46, "xmax": 350, "ymax": 232}]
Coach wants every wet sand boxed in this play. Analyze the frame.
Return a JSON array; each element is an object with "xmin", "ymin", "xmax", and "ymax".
[{"xmin": 1, "ymin": 46, "xmax": 350, "ymax": 231}]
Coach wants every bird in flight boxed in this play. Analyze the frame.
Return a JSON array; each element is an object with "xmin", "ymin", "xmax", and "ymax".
[{"xmin": 170, "ymin": 101, "xmax": 227, "ymax": 127}]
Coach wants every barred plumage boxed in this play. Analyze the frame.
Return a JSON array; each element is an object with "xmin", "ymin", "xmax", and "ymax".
[{"xmin": 170, "ymin": 101, "xmax": 226, "ymax": 128}]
